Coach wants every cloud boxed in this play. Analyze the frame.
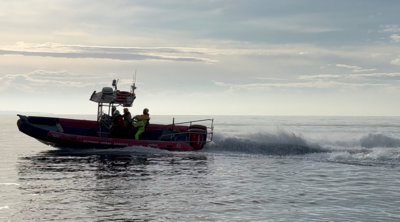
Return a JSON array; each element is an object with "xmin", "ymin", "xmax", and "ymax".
[
  {"xmin": 300, "ymin": 72, "xmax": 400, "ymax": 82},
  {"xmin": 390, "ymin": 34, "xmax": 400, "ymax": 43},
  {"xmin": 212, "ymin": 79, "xmax": 385, "ymax": 92},
  {"xmin": 0, "ymin": 42, "xmax": 217, "ymax": 63},
  {"xmin": 214, "ymin": 69, "xmax": 400, "ymax": 92},
  {"xmin": 240, "ymin": 16, "xmax": 340, "ymax": 34},
  {"xmin": 348, "ymin": 72, "xmax": 400, "ymax": 79},
  {"xmin": 0, "ymin": 70, "xmax": 110, "ymax": 93},
  {"xmin": 336, "ymin": 64, "xmax": 376, "ymax": 73},
  {"xmin": 380, "ymin": 25, "xmax": 400, "ymax": 43},
  {"xmin": 299, "ymin": 74, "xmax": 341, "ymax": 80},
  {"xmin": 391, "ymin": 57, "xmax": 400, "ymax": 65},
  {"xmin": 381, "ymin": 25, "xmax": 400, "ymax": 33}
]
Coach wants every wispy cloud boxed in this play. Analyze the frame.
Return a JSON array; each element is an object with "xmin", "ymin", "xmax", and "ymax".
[
  {"xmin": 299, "ymin": 74, "xmax": 341, "ymax": 80},
  {"xmin": 299, "ymin": 72, "xmax": 400, "ymax": 81},
  {"xmin": 212, "ymin": 79, "xmax": 385, "ymax": 92},
  {"xmin": 391, "ymin": 57, "xmax": 400, "ymax": 65},
  {"xmin": 348, "ymin": 72, "xmax": 400, "ymax": 79},
  {"xmin": 0, "ymin": 42, "xmax": 217, "ymax": 63},
  {"xmin": 0, "ymin": 70, "xmax": 110, "ymax": 92},
  {"xmin": 381, "ymin": 25, "xmax": 400, "ymax": 33},
  {"xmin": 214, "ymin": 68, "xmax": 400, "ymax": 93},
  {"xmin": 336, "ymin": 64, "xmax": 376, "ymax": 73},
  {"xmin": 390, "ymin": 34, "xmax": 400, "ymax": 43},
  {"xmin": 240, "ymin": 16, "xmax": 340, "ymax": 34},
  {"xmin": 380, "ymin": 25, "xmax": 400, "ymax": 43}
]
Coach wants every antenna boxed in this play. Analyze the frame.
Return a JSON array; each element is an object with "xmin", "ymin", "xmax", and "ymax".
[
  {"xmin": 131, "ymin": 69, "xmax": 137, "ymax": 92},
  {"xmin": 133, "ymin": 69, "xmax": 137, "ymax": 83}
]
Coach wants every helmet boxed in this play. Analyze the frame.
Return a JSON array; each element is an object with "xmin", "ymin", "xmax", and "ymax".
[{"xmin": 143, "ymin": 108, "xmax": 149, "ymax": 114}]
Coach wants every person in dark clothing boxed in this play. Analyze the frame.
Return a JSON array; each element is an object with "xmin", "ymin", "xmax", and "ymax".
[
  {"xmin": 110, "ymin": 109, "xmax": 124, "ymax": 138},
  {"xmin": 123, "ymin": 108, "xmax": 133, "ymax": 138},
  {"xmin": 123, "ymin": 108, "xmax": 132, "ymax": 127}
]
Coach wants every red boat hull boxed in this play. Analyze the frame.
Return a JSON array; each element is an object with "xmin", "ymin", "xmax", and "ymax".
[
  {"xmin": 17, "ymin": 115, "xmax": 209, "ymax": 151},
  {"xmin": 46, "ymin": 131, "xmax": 196, "ymax": 151}
]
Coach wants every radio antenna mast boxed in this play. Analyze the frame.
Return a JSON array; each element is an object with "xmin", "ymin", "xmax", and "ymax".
[{"xmin": 131, "ymin": 69, "xmax": 137, "ymax": 92}]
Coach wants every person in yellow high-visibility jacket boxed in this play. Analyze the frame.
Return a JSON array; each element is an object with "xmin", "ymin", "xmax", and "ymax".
[{"xmin": 133, "ymin": 108, "xmax": 150, "ymax": 140}]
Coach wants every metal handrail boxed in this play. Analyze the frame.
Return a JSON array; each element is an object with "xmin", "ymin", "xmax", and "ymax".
[
  {"xmin": 172, "ymin": 118, "xmax": 214, "ymax": 142},
  {"xmin": 173, "ymin": 118, "xmax": 214, "ymax": 125},
  {"xmin": 162, "ymin": 118, "xmax": 214, "ymax": 143}
]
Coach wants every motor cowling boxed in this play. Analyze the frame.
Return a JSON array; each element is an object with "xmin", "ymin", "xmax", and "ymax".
[{"xmin": 188, "ymin": 125, "xmax": 207, "ymax": 150}]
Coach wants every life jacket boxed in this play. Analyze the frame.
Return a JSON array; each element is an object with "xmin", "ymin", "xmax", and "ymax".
[{"xmin": 134, "ymin": 114, "xmax": 150, "ymax": 128}]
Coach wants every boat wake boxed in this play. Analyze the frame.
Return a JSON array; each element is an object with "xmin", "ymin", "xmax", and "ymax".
[
  {"xmin": 318, "ymin": 133, "xmax": 400, "ymax": 166},
  {"xmin": 31, "ymin": 130, "xmax": 400, "ymax": 167},
  {"xmin": 203, "ymin": 131, "xmax": 325, "ymax": 155},
  {"xmin": 360, "ymin": 133, "xmax": 400, "ymax": 148},
  {"xmin": 322, "ymin": 148, "xmax": 400, "ymax": 166},
  {"xmin": 203, "ymin": 131, "xmax": 400, "ymax": 166}
]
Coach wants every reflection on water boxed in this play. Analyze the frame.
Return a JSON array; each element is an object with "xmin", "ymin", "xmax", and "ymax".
[{"xmin": 17, "ymin": 149, "xmax": 209, "ymax": 221}]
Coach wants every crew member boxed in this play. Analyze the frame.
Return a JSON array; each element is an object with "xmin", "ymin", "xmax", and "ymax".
[
  {"xmin": 110, "ymin": 109, "xmax": 124, "ymax": 138},
  {"xmin": 123, "ymin": 108, "xmax": 132, "ymax": 127},
  {"xmin": 123, "ymin": 108, "xmax": 133, "ymax": 138},
  {"xmin": 133, "ymin": 108, "xmax": 150, "ymax": 140}
]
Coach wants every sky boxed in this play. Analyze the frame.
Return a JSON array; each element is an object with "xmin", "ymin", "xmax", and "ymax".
[{"xmin": 1, "ymin": 0, "xmax": 400, "ymax": 116}]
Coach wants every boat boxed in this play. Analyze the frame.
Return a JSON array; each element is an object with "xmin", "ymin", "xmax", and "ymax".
[{"xmin": 17, "ymin": 79, "xmax": 214, "ymax": 151}]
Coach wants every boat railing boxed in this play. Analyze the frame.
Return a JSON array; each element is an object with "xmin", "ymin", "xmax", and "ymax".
[
  {"xmin": 164, "ymin": 118, "xmax": 214, "ymax": 143},
  {"xmin": 158, "ymin": 131, "xmax": 214, "ymax": 144}
]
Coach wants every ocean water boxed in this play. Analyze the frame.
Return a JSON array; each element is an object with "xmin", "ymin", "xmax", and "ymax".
[{"xmin": 1, "ymin": 115, "xmax": 400, "ymax": 221}]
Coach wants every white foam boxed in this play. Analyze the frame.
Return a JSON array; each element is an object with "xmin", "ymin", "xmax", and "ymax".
[
  {"xmin": 204, "ymin": 130, "xmax": 323, "ymax": 155},
  {"xmin": 360, "ymin": 133, "xmax": 400, "ymax": 148},
  {"xmin": 325, "ymin": 147, "xmax": 400, "ymax": 163}
]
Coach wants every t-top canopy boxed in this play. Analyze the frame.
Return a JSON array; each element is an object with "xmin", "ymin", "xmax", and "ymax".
[{"xmin": 89, "ymin": 80, "xmax": 136, "ymax": 107}]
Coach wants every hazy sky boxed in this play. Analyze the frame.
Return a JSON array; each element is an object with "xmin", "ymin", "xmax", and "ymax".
[{"xmin": 1, "ymin": 0, "xmax": 400, "ymax": 115}]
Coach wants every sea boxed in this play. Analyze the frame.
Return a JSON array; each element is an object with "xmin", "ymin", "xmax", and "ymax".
[{"xmin": 1, "ymin": 114, "xmax": 400, "ymax": 221}]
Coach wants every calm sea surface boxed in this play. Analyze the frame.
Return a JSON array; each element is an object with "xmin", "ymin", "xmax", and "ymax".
[{"xmin": 1, "ymin": 115, "xmax": 400, "ymax": 221}]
